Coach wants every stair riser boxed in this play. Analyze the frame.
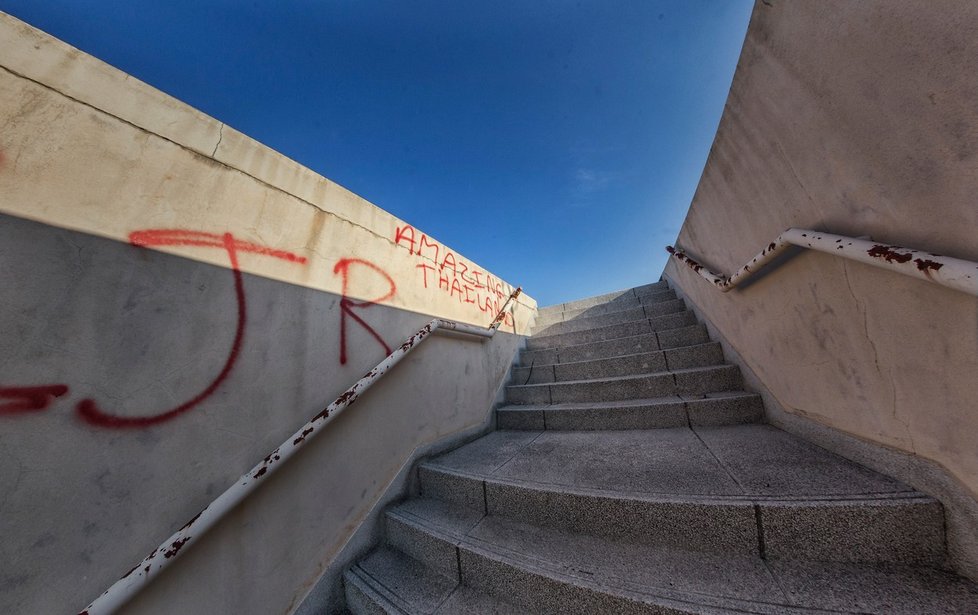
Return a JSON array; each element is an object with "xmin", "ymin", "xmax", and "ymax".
[
  {"xmin": 537, "ymin": 290, "xmax": 678, "ymax": 325},
  {"xmin": 418, "ymin": 466, "xmax": 486, "ymax": 511},
  {"xmin": 417, "ymin": 467, "xmax": 756, "ymax": 555},
  {"xmin": 511, "ymin": 343, "xmax": 724, "ymax": 385},
  {"xmin": 496, "ymin": 395, "xmax": 764, "ymax": 431},
  {"xmin": 526, "ymin": 312, "xmax": 697, "ymax": 351},
  {"xmin": 759, "ymin": 499, "xmax": 945, "ymax": 564},
  {"xmin": 557, "ymin": 291, "xmax": 639, "ymax": 314},
  {"xmin": 488, "ymin": 483, "xmax": 759, "ymax": 554},
  {"xmin": 553, "ymin": 282, "xmax": 669, "ymax": 314},
  {"xmin": 526, "ymin": 320, "xmax": 651, "ymax": 351},
  {"xmin": 505, "ymin": 366, "xmax": 742, "ymax": 405},
  {"xmin": 518, "ymin": 325, "xmax": 710, "ymax": 367},
  {"xmin": 416, "ymin": 466, "xmax": 947, "ymax": 565},
  {"xmin": 685, "ymin": 395, "xmax": 765, "ymax": 427},
  {"xmin": 386, "ymin": 515, "xmax": 460, "ymax": 580},
  {"xmin": 458, "ymin": 546, "xmax": 688, "ymax": 615},
  {"xmin": 633, "ymin": 281, "xmax": 670, "ymax": 295},
  {"xmin": 664, "ymin": 343, "xmax": 723, "ymax": 370},
  {"xmin": 512, "ymin": 352, "xmax": 667, "ymax": 385},
  {"xmin": 533, "ymin": 306, "xmax": 648, "ymax": 336},
  {"xmin": 656, "ymin": 325, "xmax": 711, "ymax": 351},
  {"xmin": 344, "ymin": 570, "xmax": 399, "ymax": 615},
  {"xmin": 534, "ymin": 299, "xmax": 686, "ymax": 336},
  {"xmin": 637, "ymin": 288, "xmax": 676, "ymax": 304}
]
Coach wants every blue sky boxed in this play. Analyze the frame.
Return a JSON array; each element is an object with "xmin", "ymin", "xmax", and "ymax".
[{"xmin": 2, "ymin": 1, "xmax": 753, "ymax": 306}]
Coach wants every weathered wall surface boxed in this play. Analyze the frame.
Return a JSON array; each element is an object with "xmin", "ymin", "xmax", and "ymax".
[
  {"xmin": 665, "ymin": 0, "xmax": 978, "ymax": 575},
  {"xmin": 0, "ymin": 12, "xmax": 535, "ymax": 615}
]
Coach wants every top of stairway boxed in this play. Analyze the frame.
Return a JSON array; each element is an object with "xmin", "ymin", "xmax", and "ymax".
[{"xmin": 537, "ymin": 281, "xmax": 671, "ymax": 317}]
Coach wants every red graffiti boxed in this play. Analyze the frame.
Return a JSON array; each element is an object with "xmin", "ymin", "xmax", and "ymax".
[
  {"xmin": 0, "ymin": 385, "xmax": 69, "ymax": 414},
  {"xmin": 333, "ymin": 258, "xmax": 397, "ymax": 365},
  {"xmin": 76, "ymin": 229, "xmax": 306, "ymax": 428},
  {"xmin": 395, "ymin": 223, "xmax": 515, "ymax": 327}
]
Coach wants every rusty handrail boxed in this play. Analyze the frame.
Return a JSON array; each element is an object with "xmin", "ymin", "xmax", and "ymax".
[
  {"xmin": 667, "ymin": 229, "xmax": 978, "ymax": 297},
  {"xmin": 79, "ymin": 287, "xmax": 523, "ymax": 615}
]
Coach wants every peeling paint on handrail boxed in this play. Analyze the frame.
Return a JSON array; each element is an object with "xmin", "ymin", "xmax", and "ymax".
[
  {"xmin": 78, "ymin": 287, "xmax": 522, "ymax": 615},
  {"xmin": 667, "ymin": 229, "xmax": 978, "ymax": 297}
]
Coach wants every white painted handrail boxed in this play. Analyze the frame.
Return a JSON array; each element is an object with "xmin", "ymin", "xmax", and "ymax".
[
  {"xmin": 667, "ymin": 228, "xmax": 978, "ymax": 297},
  {"xmin": 79, "ymin": 288, "xmax": 522, "ymax": 615}
]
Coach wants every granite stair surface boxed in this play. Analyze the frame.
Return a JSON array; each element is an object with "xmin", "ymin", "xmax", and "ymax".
[{"xmin": 345, "ymin": 282, "xmax": 978, "ymax": 614}]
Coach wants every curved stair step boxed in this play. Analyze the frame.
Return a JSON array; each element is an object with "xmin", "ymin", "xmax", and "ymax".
[
  {"xmin": 417, "ymin": 426, "xmax": 944, "ymax": 563},
  {"xmin": 511, "ymin": 342, "xmax": 725, "ymax": 385},
  {"xmin": 505, "ymin": 365, "xmax": 743, "ymax": 404},
  {"xmin": 519, "ymin": 324, "xmax": 711, "ymax": 367},
  {"xmin": 525, "ymin": 311, "xmax": 697, "ymax": 351},
  {"xmin": 496, "ymin": 391, "xmax": 763, "ymax": 430},
  {"xmin": 533, "ymin": 298, "xmax": 687, "ymax": 336},
  {"xmin": 353, "ymin": 499, "xmax": 978, "ymax": 615},
  {"xmin": 535, "ymin": 288, "xmax": 678, "ymax": 326}
]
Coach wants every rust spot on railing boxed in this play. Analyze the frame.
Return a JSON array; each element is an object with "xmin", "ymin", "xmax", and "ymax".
[
  {"xmin": 163, "ymin": 537, "xmax": 190, "ymax": 558},
  {"xmin": 867, "ymin": 244, "xmax": 913, "ymax": 264},
  {"xmin": 914, "ymin": 258, "xmax": 944, "ymax": 274},
  {"xmin": 293, "ymin": 427, "xmax": 315, "ymax": 445}
]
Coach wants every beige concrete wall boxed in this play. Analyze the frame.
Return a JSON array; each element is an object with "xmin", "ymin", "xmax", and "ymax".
[
  {"xmin": 0, "ymin": 12, "xmax": 535, "ymax": 331},
  {"xmin": 0, "ymin": 12, "xmax": 534, "ymax": 614},
  {"xmin": 666, "ymin": 0, "xmax": 978, "ymax": 526}
]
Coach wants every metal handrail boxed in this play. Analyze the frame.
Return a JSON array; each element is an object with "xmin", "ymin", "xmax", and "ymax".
[
  {"xmin": 79, "ymin": 287, "xmax": 523, "ymax": 615},
  {"xmin": 667, "ymin": 228, "xmax": 978, "ymax": 297}
]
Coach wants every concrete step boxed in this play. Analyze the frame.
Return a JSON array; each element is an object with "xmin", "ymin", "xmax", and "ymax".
[
  {"xmin": 519, "ymin": 324, "xmax": 711, "ymax": 367},
  {"xmin": 535, "ymin": 289, "xmax": 678, "ymax": 326},
  {"xmin": 553, "ymin": 282, "xmax": 669, "ymax": 314},
  {"xmin": 417, "ymin": 426, "xmax": 945, "ymax": 565},
  {"xmin": 364, "ymin": 500, "xmax": 978, "ymax": 615},
  {"xmin": 533, "ymin": 282, "xmax": 672, "ymax": 321},
  {"xmin": 345, "ymin": 278, "xmax": 978, "ymax": 613},
  {"xmin": 533, "ymin": 298, "xmax": 687, "ymax": 336},
  {"xmin": 632, "ymin": 280, "xmax": 671, "ymax": 295},
  {"xmin": 511, "ymin": 342, "xmax": 725, "ymax": 385},
  {"xmin": 496, "ymin": 391, "xmax": 763, "ymax": 431},
  {"xmin": 344, "ymin": 547, "xmax": 454, "ymax": 614},
  {"xmin": 525, "ymin": 311, "xmax": 698, "ymax": 351},
  {"xmin": 505, "ymin": 364, "xmax": 742, "ymax": 404},
  {"xmin": 345, "ymin": 546, "xmax": 527, "ymax": 614}
]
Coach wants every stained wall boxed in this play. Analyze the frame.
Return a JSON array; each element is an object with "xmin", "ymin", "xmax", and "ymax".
[
  {"xmin": 0, "ymin": 12, "xmax": 535, "ymax": 614},
  {"xmin": 665, "ymin": 0, "xmax": 978, "ymax": 577}
]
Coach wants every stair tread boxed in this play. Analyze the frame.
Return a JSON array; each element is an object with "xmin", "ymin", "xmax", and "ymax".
[
  {"xmin": 533, "ymin": 299, "xmax": 685, "ymax": 333},
  {"xmin": 537, "ymin": 290, "xmax": 677, "ymax": 315},
  {"xmin": 514, "ymin": 343, "xmax": 720, "ymax": 371},
  {"xmin": 507, "ymin": 364, "xmax": 738, "ymax": 390},
  {"xmin": 349, "ymin": 282, "xmax": 978, "ymax": 614},
  {"xmin": 529, "ymin": 313, "xmax": 692, "ymax": 343},
  {"xmin": 498, "ymin": 391, "xmax": 756, "ymax": 412},
  {"xmin": 386, "ymin": 502, "xmax": 978, "ymax": 614},
  {"xmin": 423, "ymin": 425, "xmax": 918, "ymax": 500},
  {"xmin": 354, "ymin": 547, "xmax": 456, "ymax": 613},
  {"xmin": 523, "ymin": 323, "xmax": 707, "ymax": 356}
]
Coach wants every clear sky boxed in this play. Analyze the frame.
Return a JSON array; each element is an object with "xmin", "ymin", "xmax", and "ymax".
[{"xmin": 2, "ymin": 1, "xmax": 753, "ymax": 306}]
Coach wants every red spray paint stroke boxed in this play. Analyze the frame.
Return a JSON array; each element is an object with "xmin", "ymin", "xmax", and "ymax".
[
  {"xmin": 76, "ymin": 229, "xmax": 306, "ymax": 428},
  {"xmin": 0, "ymin": 385, "xmax": 69, "ymax": 415},
  {"xmin": 333, "ymin": 258, "xmax": 396, "ymax": 365}
]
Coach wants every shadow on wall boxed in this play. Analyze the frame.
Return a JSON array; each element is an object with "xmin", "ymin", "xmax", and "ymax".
[{"xmin": 0, "ymin": 213, "xmax": 526, "ymax": 614}]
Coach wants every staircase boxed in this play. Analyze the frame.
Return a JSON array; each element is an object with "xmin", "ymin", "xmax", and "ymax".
[{"xmin": 343, "ymin": 282, "xmax": 978, "ymax": 613}]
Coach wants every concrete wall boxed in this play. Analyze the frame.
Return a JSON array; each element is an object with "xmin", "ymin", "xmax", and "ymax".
[
  {"xmin": 0, "ymin": 13, "xmax": 535, "ymax": 614},
  {"xmin": 664, "ymin": 0, "xmax": 978, "ymax": 577}
]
